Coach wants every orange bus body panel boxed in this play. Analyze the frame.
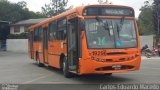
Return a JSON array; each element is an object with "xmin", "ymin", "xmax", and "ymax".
[{"xmin": 28, "ymin": 4, "xmax": 141, "ymax": 75}]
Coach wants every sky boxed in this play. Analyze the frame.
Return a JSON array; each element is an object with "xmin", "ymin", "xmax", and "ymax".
[{"xmin": 8, "ymin": 0, "xmax": 147, "ymax": 18}]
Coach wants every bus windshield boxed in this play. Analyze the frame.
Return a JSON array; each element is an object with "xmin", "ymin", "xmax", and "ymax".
[{"xmin": 85, "ymin": 18, "xmax": 137, "ymax": 49}]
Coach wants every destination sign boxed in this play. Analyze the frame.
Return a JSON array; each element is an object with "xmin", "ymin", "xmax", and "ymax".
[{"xmin": 83, "ymin": 7, "xmax": 134, "ymax": 16}]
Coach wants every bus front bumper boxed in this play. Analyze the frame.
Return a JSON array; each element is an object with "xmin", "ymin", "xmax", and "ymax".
[{"xmin": 78, "ymin": 56, "xmax": 141, "ymax": 75}]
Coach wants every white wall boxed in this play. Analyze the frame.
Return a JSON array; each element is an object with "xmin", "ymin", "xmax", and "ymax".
[
  {"xmin": 7, "ymin": 39, "xmax": 28, "ymax": 53},
  {"xmin": 140, "ymin": 35, "xmax": 154, "ymax": 48}
]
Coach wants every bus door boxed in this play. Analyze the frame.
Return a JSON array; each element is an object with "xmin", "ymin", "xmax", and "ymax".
[
  {"xmin": 67, "ymin": 17, "xmax": 79, "ymax": 72},
  {"xmin": 29, "ymin": 32, "xmax": 34, "ymax": 59},
  {"xmin": 43, "ymin": 27, "xmax": 48, "ymax": 64}
]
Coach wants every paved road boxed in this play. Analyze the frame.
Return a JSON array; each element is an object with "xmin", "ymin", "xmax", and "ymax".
[{"xmin": 0, "ymin": 52, "xmax": 160, "ymax": 89}]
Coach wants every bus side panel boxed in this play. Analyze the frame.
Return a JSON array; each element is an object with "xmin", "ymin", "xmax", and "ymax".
[
  {"xmin": 48, "ymin": 42, "xmax": 61, "ymax": 68},
  {"xmin": 38, "ymin": 41, "xmax": 44, "ymax": 64},
  {"xmin": 28, "ymin": 41, "xmax": 31, "ymax": 58},
  {"xmin": 28, "ymin": 32, "xmax": 34, "ymax": 59},
  {"xmin": 48, "ymin": 54, "xmax": 60, "ymax": 68}
]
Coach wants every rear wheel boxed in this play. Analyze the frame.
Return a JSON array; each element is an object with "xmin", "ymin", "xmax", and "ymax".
[
  {"xmin": 62, "ymin": 57, "xmax": 72, "ymax": 78},
  {"xmin": 36, "ymin": 53, "xmax": 43, "ymax": 67}
]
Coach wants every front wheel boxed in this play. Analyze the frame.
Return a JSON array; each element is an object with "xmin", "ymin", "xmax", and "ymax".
[
  {"xmin": 105, "ymin": 73, "xmax": 112, "ymax": 76},
  {"xmin": 62, "ymin": 57, "xmax": 72, "ymax": 78}
]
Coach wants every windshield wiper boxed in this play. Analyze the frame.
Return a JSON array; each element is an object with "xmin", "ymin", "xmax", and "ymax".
[
  {"xmin": 116, "ymin": 23, "xmax": 120, "ymax": 39},
  {"xmin": 95, "ymin": 16, "xmax": 109, "ymax": 30},
  {"xmin": 117, "ymin": 16, "xmax": 125, "ymax": 39},
  {"xmin": 120, "ymin": 16, "xmax": 125, "ymax": 29},
  {"xmin": 95, "ymin": 16, "xmax": 111, "ymax": 37}
]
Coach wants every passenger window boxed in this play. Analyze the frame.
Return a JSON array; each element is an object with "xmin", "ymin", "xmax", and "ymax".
[
  {"xmin": 49, "ymin": 21, "xmax": 57, "ymax": 41},
  {"xmin": 38, "ymin": 27, "xmax": 43, "ymax": 41},
  {"xmin": 34, "ymin": 28, "xmax": 39, "ymax": 41},
  {"xmin": 49, "ymin": 18, "xmax": 67, "ymax": 41},
  {"xmin": 57, "ymin": 18, "xmax": 67, "ymax": 40}
]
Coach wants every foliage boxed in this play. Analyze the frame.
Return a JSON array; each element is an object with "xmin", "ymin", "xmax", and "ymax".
[
  {"xmin": 138, "ymin": 0, "xmax": 160, "ymax": 44},
  {"xmin": 153, "ymin": 0, "xmax": 160, "ymax": 35},
  {"xmin": 0, "ymin": 0, "xmax": 46, "ymax": 23},
  {"xmin": 137, "ymin": 0, "xmax": 154, "ymax": 35},
  {"xmin": 152, "ymin": 0, "xmax": 160, "ymax": 43},
  {"xmin": 41, "ymin": 0, "xmax": 68, "ymax": 17},
  {"xmin": 0, "ymin": 22, "xmax": 9, "ymax": 40},
  {"xmin": 8, "ymin": 32, "xmax": 28, "ymax": 39},
  {"xmin": 98, "ymin": 0, "xmax": 112, "ymax": 4}
]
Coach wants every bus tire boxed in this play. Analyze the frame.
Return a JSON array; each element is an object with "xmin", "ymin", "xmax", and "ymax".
[
  {"xmin": 36, "ymin": 53, "xmax": 43, "ymax": 67},
  {"xmin": 62, "ymin": 57, "xmax": 72, "ymax": 78},
  {"xmin": 105, "ymin": 73, "xmax": 112, "ymax": 76}
]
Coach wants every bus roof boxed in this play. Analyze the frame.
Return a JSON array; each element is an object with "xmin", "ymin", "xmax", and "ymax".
[{"xmin": 29, "ymin": 4, "xmax": 134, "ymax": 31}]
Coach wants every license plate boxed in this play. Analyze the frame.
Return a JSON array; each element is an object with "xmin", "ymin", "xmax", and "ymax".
[{"xmin": 112, "ymin": 64, "xmax": 122, "ymax": 70}]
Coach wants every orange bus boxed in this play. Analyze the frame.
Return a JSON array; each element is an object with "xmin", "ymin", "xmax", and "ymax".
[{"xmin": 28, "ymin": 4, "xmax": 141, "ymax": 78}]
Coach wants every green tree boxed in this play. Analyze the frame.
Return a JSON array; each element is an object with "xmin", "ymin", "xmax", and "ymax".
[
  {"xmin": 42, "ymin": 0, "xmax": 68, "ymax": 17},
  {"xmin": 0, "ymin": 0, "xmax": 45, "ymax": 23},
  {"xmin": 17, "ymin": 1, "xmax": 27, "ymax": 9},
  {"xmin": 0, "ymin": 22, "xmax": 9, "ymax": 40},
  {"xmin": 153, "ymin": 0, "xmax": 160, "ymax": 45},
  {"xmin": 98, "ymin": 0, "xmax": 112, "ymax": 4},
  {"xmin": 153, "ymin": 0, "xmax": 160, "ymax": 41},
  {"xmin": 137, "ymin": 0, "xmax": 154, "ymax": 35}
]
